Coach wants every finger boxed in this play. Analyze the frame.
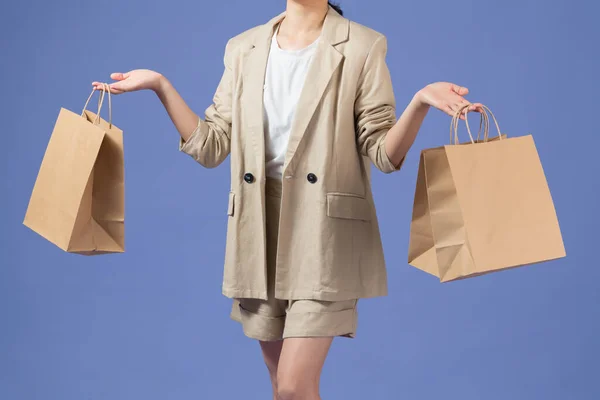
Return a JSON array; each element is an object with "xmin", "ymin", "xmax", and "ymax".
[
  {"xmin": 451, "ymin": 84, "xmax": 469, "ymax": 96},
  {"xmin": 450, "ymin": 105, "xmax": 462, "ymax": 118},
  {"xmin": 108, "ymin": 84, "xmax": 125, "ymax": 94},
  {"xmin": 450, "ymin": 100, "xmax": 466, "ymax": 114},
  {"xmin": 114, "ymin": 84, "xmax": 129, "ymax": 94},
  {"xmin": 473, "ymin": 102, "xmax": 485, "ymax": 112},
  {"xmin": 453, "ymin": 101, "xmax": 468, "ymax": 111},
  {"xmin": 91, "ymin": 82, "xmax": 122, "ymax": 95},
  {"xmin": 110, "ymin": 72, "xmax": 129, "ymax": 81},
  {"xmin": 452, "ymin": 103, "xmax": 470, "ymax": 120},
  {"xmin": 446, "ymin": 94, "xmax": 469, "ymax": 111},
  {"xmin": 444, "ymin": 104, "xmax": 459, "ymax": 118},
  {"xmin": 465, "ymin": 106, "xmax": 475, "ymax": 118},
  {"xmin": 93, "ymin": 81, "xmax": 112, "ymax": 90},
  {"xmin": 462, "ymin": 103, "xmax": 475, "ymax": 117}
]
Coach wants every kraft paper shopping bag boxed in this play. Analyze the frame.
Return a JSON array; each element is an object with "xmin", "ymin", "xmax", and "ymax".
[
  {"xmin": 408, "ymin": 104, "xmax": 565, "ymax": 282},
  {"xmin": 24, "ymin": 85, "xmax": 125, "ymax": 255}
]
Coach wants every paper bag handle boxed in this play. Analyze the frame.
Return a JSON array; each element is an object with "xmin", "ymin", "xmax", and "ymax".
[
  {"xmin": 465, "ymin": 104, "xmax": 502, "ymax": 143},
  {"xmin": 451, "ymin": 103, "xmax": 503, "ymax": 145},
  {"xmin": 450, "ymin": 103, "xmax": 487, "ymax": 144},
  {"xmin": 81, "ymin": 83, "xmax": 112, "ymax": 129}
]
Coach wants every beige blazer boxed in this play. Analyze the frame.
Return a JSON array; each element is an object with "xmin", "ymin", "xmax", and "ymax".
[{"xmin": 179, "ymin": 5, "xmax": 403, "ymax": 301}]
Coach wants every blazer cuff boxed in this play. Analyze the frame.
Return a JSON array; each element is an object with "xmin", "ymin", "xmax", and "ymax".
[
  {"xmin": 379, "ymin": 135, "xmax": 404, "ymax": 173},
  {"xmin": 178, "ymin": 118, "xmax": 204, "ymax": 154}
]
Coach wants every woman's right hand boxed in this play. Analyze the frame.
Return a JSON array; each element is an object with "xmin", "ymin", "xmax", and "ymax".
[
  {"xmin": 92, "ymin": 69, "xmax": 164, "ymax": 95},
  {"xmin": 93, "ymin": 68, "xmax": 201, "ymax": 148}
]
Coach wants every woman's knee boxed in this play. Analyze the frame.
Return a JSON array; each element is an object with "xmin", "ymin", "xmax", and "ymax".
[
  {"xmin": 276, "ymin": 371, "xmax": 317, "ymax": 400},
  {"xmin": 275, "ymin": 378, "xmax": 301, "ymax": 400}
]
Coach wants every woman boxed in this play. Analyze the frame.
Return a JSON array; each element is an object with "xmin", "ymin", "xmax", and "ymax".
[{"xmin": 93, "ymin": 1, "xmax": 482, "ymax": 399}]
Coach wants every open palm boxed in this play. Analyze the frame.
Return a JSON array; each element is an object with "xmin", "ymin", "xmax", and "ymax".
[
  {"xmin": 92, "ymin": 69, "xmax": 163, "ymax": 94},
  {"xmin": 418, "ymin": 82, "xmax": 483, "ymax": 120}
]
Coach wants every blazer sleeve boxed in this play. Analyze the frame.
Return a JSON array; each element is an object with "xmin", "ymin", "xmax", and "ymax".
[
  {"xmin": 178, "ymin": 39, "xmax": 234, "ymax": 168},
  {"xmin": 354, "ymin": 35, "xmax": 404, "ymax": 174}
]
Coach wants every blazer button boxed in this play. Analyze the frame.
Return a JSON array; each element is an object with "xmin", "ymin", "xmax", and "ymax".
[
  {"xmin": 243, "ymin": 172, "xmax": 255, "ymax": 183},
  {"xmin": 306, "ymin": 173, "xmax": 318, "ymax": 184}
]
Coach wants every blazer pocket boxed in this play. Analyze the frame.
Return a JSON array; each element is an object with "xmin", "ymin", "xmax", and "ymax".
[
  {"xmin": 227, "ymin": 192, "xmax": 235, "ymax": 216},
  {"xmin": 326, "ymin": 193, "xmax": 371, "ymax": 221}
]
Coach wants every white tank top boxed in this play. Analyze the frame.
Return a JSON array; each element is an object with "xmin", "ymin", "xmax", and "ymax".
[{"xmin": 263, "ymin": 23, "xmax": 320, "ymax": 180}]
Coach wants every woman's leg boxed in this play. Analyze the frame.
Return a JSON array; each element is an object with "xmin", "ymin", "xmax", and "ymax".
[
  {"xmin": 260, "ymin": 340, "xmax": 284, "ymax": 400},
  {"xmin": 275, "ymin": 337, "xmax": 334, "ymax": 400}
]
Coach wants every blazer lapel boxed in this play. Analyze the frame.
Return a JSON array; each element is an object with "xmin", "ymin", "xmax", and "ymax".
[
  {"xmin": 283, "ymin": 7, "xmax": 349, "ymax": 175},
  {"xmin": 241, "ymin": 6, "xmax": 349, "ymax": 178},
  {"xmin": 242, "ymin": 12, "xmax": 285, "ymax": 179}
]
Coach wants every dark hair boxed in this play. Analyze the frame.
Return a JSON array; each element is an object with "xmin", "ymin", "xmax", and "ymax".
[{"xmin": 328, "ymin": 1, "xmax": 343, "ymax": 16}]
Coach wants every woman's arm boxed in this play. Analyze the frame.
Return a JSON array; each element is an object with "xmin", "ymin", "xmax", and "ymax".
[
  {"xmin": 92, "ymin": 39, "xmax": 234, "ymax": 168},
  {"xmin": 383, "ymin": 95, "xmax": 430, "ymax": 169},
  {"xmin": 354, "ymin": 35, "xmax": 482, "ymax": 172},
  {"xmin": 93, "ymin": 69, "xmax": 199, "ymax": 141},
  {"xmin": 384, "ymin": 84, "xmax": 483, "ymax": 168},
  {"xmin": 155, "ymin": 76, "xmax": 201, "ymax": 143}
]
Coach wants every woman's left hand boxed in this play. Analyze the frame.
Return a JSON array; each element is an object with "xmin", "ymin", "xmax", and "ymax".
[{"xmin": 415, "ymin": 82, "xmax": 483, "ymax": 120}]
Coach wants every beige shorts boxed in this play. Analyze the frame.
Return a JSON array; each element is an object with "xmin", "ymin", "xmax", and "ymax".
[{"xmin": 230, "ymin": 176, "xmax": 359, "ymax": 342}]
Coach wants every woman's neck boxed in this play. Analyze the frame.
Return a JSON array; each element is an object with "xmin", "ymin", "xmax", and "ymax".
[{"xmin": 281, "ymin": 0, "xmax": 328, "ymax": 37}]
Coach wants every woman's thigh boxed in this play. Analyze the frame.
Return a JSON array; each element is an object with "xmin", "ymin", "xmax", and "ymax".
[
  {"xmin": 277, "ymin": 337, "xmax": 334, "ymax": 387},
  {"xmin": 260, "ymin": 339, "xmax": 284, "ymax": 376}
]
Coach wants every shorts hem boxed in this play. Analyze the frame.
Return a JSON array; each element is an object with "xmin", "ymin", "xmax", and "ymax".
[
  {"xmin": 236, "ymin": 303, "xmax": 285, "ymax": 342},
  {"xmin": 283, "ymin": 307, "xmax": 357, "ymax": 339},
  {"xmin": 222, "ymin": 287, "xmax": 385, "ymax": 302}
]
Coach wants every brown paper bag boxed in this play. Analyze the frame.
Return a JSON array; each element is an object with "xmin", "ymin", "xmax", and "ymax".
[
  {"xmin": 408, "ymin": 104, "xmax": 565, "ymax": 282},
  {"xmin": 24, "ymin": 85, "xmax": 125, "ymax": 255}
]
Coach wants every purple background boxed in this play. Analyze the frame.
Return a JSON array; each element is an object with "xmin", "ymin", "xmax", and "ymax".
[{"xmin": 1, "ymin": 0, "xmax": 598, "ymax": 399}]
